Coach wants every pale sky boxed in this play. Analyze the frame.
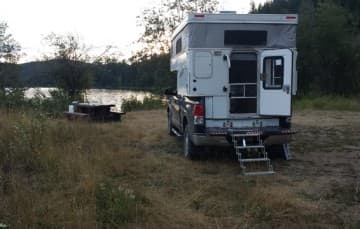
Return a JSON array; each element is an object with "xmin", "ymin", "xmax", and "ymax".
[{"xmin": 1, "ymin": 0, "xmax": 267, "ymax": 63}]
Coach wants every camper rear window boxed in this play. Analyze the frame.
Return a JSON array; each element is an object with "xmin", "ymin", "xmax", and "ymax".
[
  {"xmin": 224, "ymin": 30, "xmax": 267, "ymax": 46},
  {"xmin": 263, "ymin": 57, "xmax": 284, "ymax": 89}
]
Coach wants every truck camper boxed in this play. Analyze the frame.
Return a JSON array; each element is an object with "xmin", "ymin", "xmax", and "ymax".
[{"xmin": 166, "ymin": 12, "xmax": 298, "ymax": 175}]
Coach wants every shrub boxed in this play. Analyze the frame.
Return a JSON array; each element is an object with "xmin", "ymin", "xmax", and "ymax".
[
  {"xmin": 0, "ymin": 88, "xmax": 26, "ymax": 110},
  {"xmin": 121, "ymin": 95, "xmax": 164, "ymax": 112},
  {"xmin": 27, "ymin": 89, "xmax": 72, "ymax": 118}
]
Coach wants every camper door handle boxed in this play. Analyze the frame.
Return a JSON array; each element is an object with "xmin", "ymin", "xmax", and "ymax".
[
  {"xmin": 224, "ymin": 55, "xmax": 231, "ymax": 68},
  {"xmin": 223, "ymin": 86, "xmax": 228, "ymax": 92}
]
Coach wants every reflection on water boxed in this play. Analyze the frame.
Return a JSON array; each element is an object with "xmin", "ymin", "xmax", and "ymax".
[
  {"xmin": 25, "ymin": 88, "xmax": 152, "ymax": 112},
  {"xmin": 25, "ymin": 87, "xmax": 57, "ymax": 98}
]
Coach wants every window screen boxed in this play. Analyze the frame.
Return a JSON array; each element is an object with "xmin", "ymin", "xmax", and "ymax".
[
  {"xmin": 224, "ymin": 30, "xmax": 267, "ymax": 46},
  {"xmin": 263, "ymin": 57, "xmax": 284, "ymax": 89},
  {"xmin": 176, "ymin": 38, "xmax": 182, "ymax": 54}
]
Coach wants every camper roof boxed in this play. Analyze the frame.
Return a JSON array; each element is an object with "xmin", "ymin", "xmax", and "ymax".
[{"xmin": 172, "ymin": 13, "xmax": 298, "ymax": 40}]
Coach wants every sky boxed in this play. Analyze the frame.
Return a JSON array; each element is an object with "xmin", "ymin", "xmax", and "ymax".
[{"xmin": 1, "ymin": 0, "xmax": 267, "ymax": 63}]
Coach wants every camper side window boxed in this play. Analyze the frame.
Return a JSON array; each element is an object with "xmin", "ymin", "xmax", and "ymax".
[
  {"xmin": 175, "ymin": 38, "xmax": 182, "ymax": 54},
  {"xmin": 263, "ymin": 57, "xmax": 284, "ymax": 89}
]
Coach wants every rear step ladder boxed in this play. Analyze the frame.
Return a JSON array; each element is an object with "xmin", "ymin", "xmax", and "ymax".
[{"xmin": 231, "ymin": 132, "xmax": 274, "ymax": 176}]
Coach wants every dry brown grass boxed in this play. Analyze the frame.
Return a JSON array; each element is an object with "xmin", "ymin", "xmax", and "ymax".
[{"xmin": 0, "ymin": 109, "xmax": 359, "ymax": 228}]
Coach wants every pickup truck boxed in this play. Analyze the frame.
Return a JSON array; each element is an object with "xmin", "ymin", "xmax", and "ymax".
[{"xmin": 165, "ymin": 89, "xmax": 294, "ymax": 160}]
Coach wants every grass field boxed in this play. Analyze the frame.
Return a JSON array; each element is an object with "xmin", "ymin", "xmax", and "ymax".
[
  {"xmin": 294, "ymin": 96, "xmax": 360, "ymax": 111},
  {"xmin": 0, "ymin": 109, "xmax": 359, "ymax": 228}
]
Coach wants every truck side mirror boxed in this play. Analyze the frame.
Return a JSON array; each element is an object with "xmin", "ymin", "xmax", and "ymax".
[{"xmin": 164, "ymin": 88, "xmax": 177, "ymax": 96}]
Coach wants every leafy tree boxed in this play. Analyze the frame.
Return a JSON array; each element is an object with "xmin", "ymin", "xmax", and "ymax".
[
  {"xmin": 135, "ymin": 0, "xmax": 219, "ymax": 60},
  {"xmin": 44, "ymin": 33, "xmax": 93, "ymax": 100},
  {"xmin": 0, "ymin": 21, "xmax": 21, "ymax": 88},
  {"xmin": 296, "ymin": 0, "xmax": 317, "ymax": 94},
  {"xmin": 312, "ymin": 2, "xmax": 360, "ymax": 94},
  {"xmin": 128, "ymin": 0, "xmax": 218, "ymax": 92},
  {"xmin": 0, "ymin": 22, "xmax": 21, "ymax": 64},
  {"xmin": 251, "ymin": 0, "xmax": 301, "ymax": 14},
  {"xmin": 0, "ymin": 21, "xmax": 23, "ymax": 108}
]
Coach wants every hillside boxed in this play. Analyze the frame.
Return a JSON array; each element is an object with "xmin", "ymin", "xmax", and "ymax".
[{"xmin": 18, "ymin": 54, "xmax": 175, "ymax": 90}]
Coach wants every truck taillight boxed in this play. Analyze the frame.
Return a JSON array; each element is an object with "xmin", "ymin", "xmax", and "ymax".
[
  {"xmin": 194, "ymin": 104, "xmax": 204, "ymax": 116},
  {"xmin": 193, "ymin": 104, "xmax": 204, "ymax": 125}
]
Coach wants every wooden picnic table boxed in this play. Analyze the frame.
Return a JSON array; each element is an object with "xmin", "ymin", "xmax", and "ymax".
[{"xmin": 64, "ymin": 103, "xmax": 125, "ymax": 122}]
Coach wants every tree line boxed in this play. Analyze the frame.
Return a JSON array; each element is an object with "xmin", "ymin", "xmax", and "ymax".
[
  {"xmin": 1, "ymin": 0, "xmax": 360, "ymax": 101},
  {"xmin": 252, "ymin": 0, "xmax": 360, "ymax": 96}
]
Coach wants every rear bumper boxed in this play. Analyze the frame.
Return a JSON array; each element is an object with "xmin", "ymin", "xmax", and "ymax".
[
  {"xmin": 191, "ymin": 127, "xmax": 296, "ymax": 146},
  {"xmin": 191, "ymin": 134, "xmax": 230, "ymax": 146}
]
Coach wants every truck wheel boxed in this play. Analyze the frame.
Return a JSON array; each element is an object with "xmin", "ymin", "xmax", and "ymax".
[
  {"xmin": 183, "ymin": 125, "xmax": 196, "ymax": 159},
  {"xmin": 167, "ymin": 112, "xmax": 175, "ymax": 136}
]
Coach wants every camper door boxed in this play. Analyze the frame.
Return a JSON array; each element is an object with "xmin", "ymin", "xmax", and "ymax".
[{"xmin": 259, "ymin": 49, "xmax": 292, "ymax": 116}]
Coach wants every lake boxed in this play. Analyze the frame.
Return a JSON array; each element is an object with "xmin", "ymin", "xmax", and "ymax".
[{"xmin": 25, "ymin": 88, "xmax": 152, "ymax": 112}]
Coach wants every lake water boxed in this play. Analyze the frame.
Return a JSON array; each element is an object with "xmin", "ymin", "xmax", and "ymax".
[{"xmin": 25, "ymin": 88, "xmax": 152, "ymax": 112}]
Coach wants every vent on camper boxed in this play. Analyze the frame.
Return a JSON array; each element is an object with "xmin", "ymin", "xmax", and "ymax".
[
  {"xmin": 224, "ymin": 30, "xmax": 267, "ymax": 46},
  {"xmin": 219, "ymin": 11, "xmax": 237, "ymax": 14}
]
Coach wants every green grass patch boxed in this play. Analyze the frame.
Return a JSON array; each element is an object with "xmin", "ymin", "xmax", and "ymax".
[
  {"xmin": 294, "ymin": 96, "xmax": 360, "ymax": 111},
  {"xmin": 96, "ymin": 181, "xmax": 140, "ymax": 227},
  {"xmin": 121, "ymin": 95, "xmax": 165, "ymax": 112}
]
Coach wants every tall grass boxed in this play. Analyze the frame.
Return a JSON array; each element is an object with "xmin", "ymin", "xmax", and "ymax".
[
  {"xmin": 1, "ymin": 109, "xmax": 356, "ymax": 228},
  {"xmin": 294, "ymin": 95, "xmax": 360, "ymax": 111},
  {"xmin": 0, "ymin": 111, "xmax": 144, "ymax": 228}
]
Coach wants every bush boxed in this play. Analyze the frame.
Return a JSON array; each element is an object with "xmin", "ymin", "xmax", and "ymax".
[
  {"xmin": 27, "ymin": 89, "xmax": 72, "ymax": 118},
  {"xmin": 0, "ymin": 88, "xmax": 26, "ymax": 110},
  {"xmin": 121, "ymin": 95, "xmax": 164, "ymax": 112}
]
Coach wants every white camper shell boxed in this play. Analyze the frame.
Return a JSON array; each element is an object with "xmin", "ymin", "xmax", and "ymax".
[
  {"xmin": 171, "ymin": 13, "xmax": 298, "ymax": 119},
  {"xmin": 167, "ymin": 13, "xmax": 298, "ymax": 175}
]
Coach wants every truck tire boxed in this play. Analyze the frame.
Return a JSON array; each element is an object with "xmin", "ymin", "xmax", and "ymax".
[
  {"xmin": 183, "ymin": 125, "xmax": 196, "ymax": 159},
  {"xmin": 167, "ymin": 112, "xmax": 175, "ymax": 136}
]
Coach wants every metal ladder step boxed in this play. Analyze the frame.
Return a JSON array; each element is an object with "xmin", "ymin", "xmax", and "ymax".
[
  {"xmin": 244, "ymin": 171, "xmax": 275, "ymax": 176},
  {"xmin": 232, "ymin": 134, "xmax": 274, "ymax": 175},
  {"xmin": 232, "ymin": 133, "xmax": 261, "ymax": 137},
  {"xmin": 239, "ymin": 158, "xmax": 270, "ymax": 163},
  {"xmin": 235, "ymin": 145, "xmax": 264, "ymax": 149}
]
